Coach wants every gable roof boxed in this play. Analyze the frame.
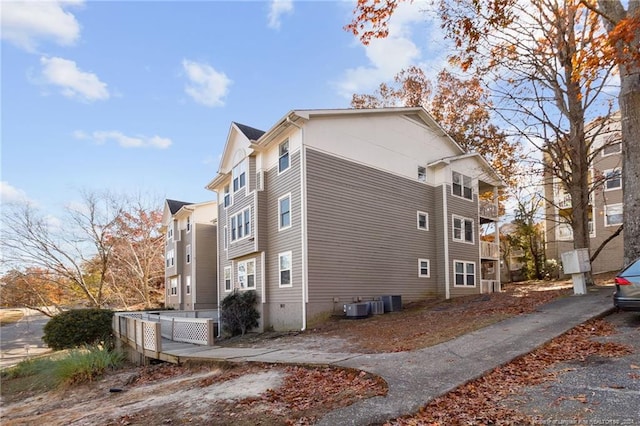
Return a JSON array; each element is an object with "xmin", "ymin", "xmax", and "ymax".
[
  {"xmin": 166, "ymin": 199, "xmax": 193, "ymax": 215},
  {"xmin": 233, "ymin": 122, "xmax": 265, "ymax": 141}
]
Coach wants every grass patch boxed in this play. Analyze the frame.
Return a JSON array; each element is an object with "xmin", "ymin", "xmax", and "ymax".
[
  {"xmin": 1, "ymin": 346, "xmax": 125, "ymax": 401},
  {"xmin": 0, "ymin": 310, "xmax": 24, "ymax": 326}
]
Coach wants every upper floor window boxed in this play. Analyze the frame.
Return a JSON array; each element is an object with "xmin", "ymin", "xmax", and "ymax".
[
  {"xmin": 279, "ymin": 140, "xmax": 290, "ymax": 173},
  {"xmin": 185, "ymin": 275, "xmax": 191, "ymax": 295},
  {"xmin": 223, "ymin": 184, "xmax": 231, "ymax": 208},
  {"xmin": 237, "ymin": 259, "xmax": 256, "ymax": 290},
  {"xmin": 167, "ymin": 227, "xmax": 173, "ymax": 241},
  {"xmin": 418, "ymin": 259, "xmax": 430, "ymax": 278},
  {"xmin": 454, "ymin": 261, "xmax": 476, "ymax": 286},
  {"xmin": 230, "ymin": 207, "xmax": 251, "ymax": 242},
  {"xmin": 170, "ymin": 277, "xmax": 178, "ymax": 295},
  {"xmin": 186, "ymin": 216, "xmax": 191, "ymax": 233},
  {"xmin": 605, "ymin": 204, "xmax": 623, "ymax": 226},
  {"xmin": 604, "ymin": 168, "xmax": 621, "ymax": 191},
  {"xmin": 417, "ymin": 211, "xmax": 429, "ymax": 230},
  {"xmin": 452, "ymin": 171, "xmax": 473, "ymax": 200},
  {"xmin": 453, "ymin": 215, "xmax": 474, "ymax": 243},
  {"xmin": 279, "ymin": 251, "xmax": 292, "ymax": 287},
  {"xmin": 602, "ymin": 135, "xmax": 621, "ymax": 156},
  {"xmin": 232, "ymin": 161, "xmax": 246, "ymax": 193},
  {"xmin": 186, "ymin": 244, "xmax": 191, "ymax": 264},
  {"xmin": 279, "ymin": 194, "xmax": 291, "ymax": 230},
  {"xmin": 418, "ymin": 166, "xmax": 426, "ymax": 182},
  {"xmin": 166, "ymin": 249, "xmax": 175, "ymax": 268}
]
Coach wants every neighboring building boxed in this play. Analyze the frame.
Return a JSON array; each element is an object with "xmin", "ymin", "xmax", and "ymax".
[
  {"xmin": 161, "ymin": 199, "xmax": 218, "ymax": 310},
  {"xmin": 544, "ymin": 113, "xmax": 624, "ymax": 274},
  {"xmin": 206, "ymin": 107, "xmax": 504, "ymax": 331}
]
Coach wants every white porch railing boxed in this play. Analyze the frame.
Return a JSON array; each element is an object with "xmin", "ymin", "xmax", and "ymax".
[
  {"xmin": 479, "ymin": 200, "xmax": 498, "ymax": 220},
  {"xmin": 481, "ymin": 280, "xmax": 501, "ymax": 294},
  {"xmin": 480, "ymin": 241, "xmax": 500, "ymax": 259},
  {"xmin": 113, "ymin": 313, "xmax": 162, "ymax": 358}
]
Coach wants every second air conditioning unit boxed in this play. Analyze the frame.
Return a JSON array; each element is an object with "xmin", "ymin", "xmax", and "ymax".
[
  {"xmin": 368, "ymin": 300, "xmax": 385, "ymax": 315},
  {"xmin": 344, "ymin": 303, "xmax": 369, "ymax": 318}
]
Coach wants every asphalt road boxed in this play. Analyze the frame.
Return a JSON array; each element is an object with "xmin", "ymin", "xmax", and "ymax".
[
  {"xmin": 0, "ymin": 309, "xmax": 51, "ymax": 369},
  {"xmin": 504, "ymin": 310, "xmax": 640, "ymax": 424}
]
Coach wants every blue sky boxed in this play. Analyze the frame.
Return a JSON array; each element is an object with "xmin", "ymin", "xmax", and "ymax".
[{"xmin": 1, "ymin": 0, "xmax": 449, "ymax": 212}]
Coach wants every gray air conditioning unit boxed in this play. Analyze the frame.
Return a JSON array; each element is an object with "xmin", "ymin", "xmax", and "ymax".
[
  {"xmin": 344, "ymin": 303, "xmax": 369, "ymax": 318},
  {"xmin": 381, "ymin": 295, "xmax": 402, "ymax": 312},
  {"xmin": 368, "ymin": 300, "xmax": 385, "ymax": 315}
]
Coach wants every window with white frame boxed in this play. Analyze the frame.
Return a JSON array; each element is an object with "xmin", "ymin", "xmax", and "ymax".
[
  {"xmin": 605, "ymin": 204, "xmax": 623, "ymax": 226},
  {"xmin": 223, "ymin": 226, "xmax": 228, "ymax": 250},
  {"xmin": 418, "ymin": 259, "xmax": 430, "ymax": 277},
  {"xmin": 186, "ymin": 216, "xmax": 191, "ymax": 232},
  {"xmin": 417, "ymin": 211, "xmax": 429, "ymax": 230},
  {"xmin": 232, "ymin": 161, "xmax": 246, "ymax": 193},
  {"xmin": 167, "ymin": 227, "xmax": 173, "ymax": 240},
  {"xmin": 185, "ymin": 275, "xmax": 191, "ymax": 295},
  {"xmin": 452, "ymin": 171, "xmax": 473, "ymax": 200},
  {"xmin": 418, "ymin": 166, "xmax": 426, "ymax": 182},
  {"xmin": 170, "ymin": 276, "xmax": 178, "ymax": 295},
  {"xmin": 279, "ymin": 252, "xmax": 292, "ymax": 287},
  {"xmin": 223, "ymin": 184, "xmax": 231, "ymax": 208},
  {"xmin": 602, "ymin": 135, "xmax": 621, "ymax": 156},
  {"xmin": 166, "ymin": 249, "xmax": 175, "ymax": 268},
  {"xmin": 453, "ymin": 215, "xmax": 474, "ymax": 243},
  {"xmin": 279, "ymin": 194, "xmax": 291, "ymax": 230},
  {"xmin": 279, "ymin": 140, "xmax": 290, "ymax": 173},
  {"xmin": 604, "ymin": 168, "xmax": 621, "ymax": 191},
  {"xmin": 224, "ymin": 266, "xmax": 232, "ymax": 292},
  {"xmin": 230, "ymin": 207, "xmax": 251, "ymax": 242},
  {"xmin": 237, "ymin": 259, "xmax": 255, "ymax": 290},
  {"xmin": 186, "ymin": 244, "xmax": 191, "ymax": 264},
  {"xmin": 454, "ymin": 261, "xmax": 476, "ymax": 286}
]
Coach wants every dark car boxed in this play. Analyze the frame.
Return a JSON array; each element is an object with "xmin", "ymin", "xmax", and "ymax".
[{"xmin": 613, "ymin": 258, "xmax": 640, "ymax": 311}]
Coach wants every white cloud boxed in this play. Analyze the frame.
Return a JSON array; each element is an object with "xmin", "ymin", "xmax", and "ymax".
[
  {"xmin": 40, "ymin": 56, "xmax": 110, "ymax": 102},
  {"xmin": 182, "ymin": 59, "xmax": 232, "ymax": 107},
  {"xmin": 1, "ymin": 0, "xmax": 83, "ymax": 52},
  {"xmin": 0, "ymin": 181, "xmax": 31, "ymax": 204},
  {"xmin": 336, "ymin": 1, "xmax": 441, "ymax": 98},
  {"xmin": 74, "ymin": 130, "xmax": 172, "ymax": 149},
  {"xmin": 267, "ymin": 0, "xmax": 293, "ymax": 30}
]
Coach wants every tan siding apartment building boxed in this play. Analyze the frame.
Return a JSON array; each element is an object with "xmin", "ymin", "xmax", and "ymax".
[{"xmin": 207, "ymin": 107, "xmax": 504, "ymax": 331}]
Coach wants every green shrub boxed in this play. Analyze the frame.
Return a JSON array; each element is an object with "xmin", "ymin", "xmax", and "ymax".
[
  {"xmin": 55, "ymin": 346, "xmax": 124, "ymax": 385},
  {"xmin": 220, "ymin": 290, "xmax": 260, "ymax": 336},
  {"xmin": 43, "ymin": 309, "xmax": 114, "ymax": 350}
]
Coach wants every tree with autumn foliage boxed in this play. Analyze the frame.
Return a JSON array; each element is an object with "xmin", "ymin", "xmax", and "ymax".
[
  {"xmin": 0, "ymin": 268, "xmax": 71, "ymax": 316},
  {"xmin": 347, "ymin": 0, "xmax": 640, "ymax": 267},
  {"xmin": 353, "ymin": 66, "xmax": 521, "ymax": 186}
]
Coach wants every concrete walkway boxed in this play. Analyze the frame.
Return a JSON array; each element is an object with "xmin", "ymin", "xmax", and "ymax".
[{"xmin": 161, "ymin": 286, "xmax": 615, "ymax": 426}]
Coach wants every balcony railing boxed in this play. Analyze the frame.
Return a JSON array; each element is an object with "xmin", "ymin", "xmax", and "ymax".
[
  {"xmin": 557, "ymin": 193, "xmax": 572, "ymax": 209},
  {"xmin": 479, "ymin": 200, "xmax": 498, "ymax": 220},
  {"xmin": 480, "ymin": 241, "xmax": 500, "ymax": 259}
]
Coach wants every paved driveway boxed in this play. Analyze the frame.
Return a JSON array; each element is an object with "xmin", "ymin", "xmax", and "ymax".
[{"xmin": 0, "ymin": 309, "xmax": 51, "ymax": 369}]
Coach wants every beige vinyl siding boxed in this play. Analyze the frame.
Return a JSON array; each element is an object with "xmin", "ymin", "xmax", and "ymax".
[
  {"xmin": 227, "ymin": 184, "xmax": 257, "ymax": 260},
  {"xmin": 447, "ymin": 186, "xmax": 481, "ymax": 297},
  {"xmin": 432, "ymin": 186, "xmax": 447, "ymax": 295},
  {"xmin": 264, "ymin": 150, "xmax": 303, "ymax": 330},
  {"xmin": 194, "ymin": 223, "xmax": 218, "ymax": 309},
  {"xmin": 305, "ymin": 148, "xmax": 438, "ymax": 320},
  {"xmin": 181, "ymin": 228, "xmax": 194, "ymax": 309}
]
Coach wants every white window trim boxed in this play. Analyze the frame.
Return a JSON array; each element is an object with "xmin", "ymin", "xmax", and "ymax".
[
  {"xmin": 604, "ymin": 203, "xmax": 623, "ymax": 227},
  {"xmin": 452, "ymin": 215, "xmax": 475, "ymax": 244},
  {"xmin": 417, "ymin": 211, "xmax": 429, "ymax": 231},
  {"xmin": 170, "ymin": 276, "xmax": 178, "ymax": 295},
  {"xmin": 418, "ymin": 258, "xmax": 430, "ymax": 278},
  {"xmin": 185, "ymin": 275, "xmax": 191, "ymax": 295},
  {"xmin": 223, "ymin": 184, "xmax": 233, "ymax": 209},
  {"xmin": 166, "ymin": 249, "xmax": 175, "ymax": 268},
  {"xmin": 186, "ymin": 216, "xmax": 191, "ymax": 233},
  {"xmin": 278, "ymin": 193, "xmax": 292, "ymax": 231},
  {"xmin": 602, "ymin": 140, "xmax": 621, "ymax": 157},
  {"xmin": 452, "ymin": 171, "xmax": 474, "ymax": 201},
  {"xmin": 230, "ymin": 207, "xmax": 251, "ymax": 243},
  {"xmin": 186, "ymin": 244, "xmax": 191, "ymax": 264},
  {"xmin": 237, "ymin": 259, "xmax": 256, "ymax": 290},
  {"xmin": 279, "ymin": 251, "xmax": 293, "ymax": 288},
  {"xmin": 224, "ymin": 266, "xmax": 232, "ymax": 292},
  {"xmin": 232, "ymin": 160, "xmax": 247, "ymax": 194},
  {"xmin": 603, "ymin": 168, "xmax": 622, "ymax": 191},
  {"xmin": 278, "ymin": 139, "xmax": 290, "ymax": 175},
  {"xmin": 453, "ymin": 260, "xmax": 477, "ymax": 287}
]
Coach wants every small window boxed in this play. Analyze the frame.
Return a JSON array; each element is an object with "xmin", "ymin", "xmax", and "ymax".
[
  {"xmin": 186, "ymin": 216, "xmax": 191, "ymax": 233},
  {"xmin": 279, "ymin": 140, "xmax": 290, "ymax": 173},
  {"xmin": 237, "ymin": 259, "xmax": 256, "ymax": 290},
  {"xmin": 186, "ymin": 244, "xmax": 191, "ymax": 264},
  {"xmin": 185, "ymin": 275, "xmax": 191, "ymax": 295},
  {"xmin": 605, "ymin": 204, "xmax": 623, "ymax": 226},
  {"xmin": 418, "ymin": 259, "xmax": 430, "ymax": 278},
  {"xmin": 279, "ymin": 194, "xmax": 291, "ymax": 230},
  {"xmin": 604, "ymin": 168, "xmax": 621, "ymax": 191},
  {"xmin": 223, "ymin": 185, "xmax": 231, "ymax": 208},
  {"xmin": 279, "ymin": 251, "xmax": 292, "ymax": 287},
  {"xmin": 417, "ymin": 211, "xmax": 429, "ymax": 230},
  {"xmin": 232, "ymin": 161, "xmax": 246, "ymax": 193},
  {"xmin": 452, "ymin": 171, "xmax": 473, "ymax": 200},
  {"xmin": 454, "ymin": 261, "xmax": 476, "ymax": 286},
  {"xmin": 224, "ymin": 266, "xmax": 232, "ymax": 292},
  {"xmin": 166, "ymin": 249, "xmax": 175, "ymax": 268},
  {"xmin": 167, "ymin": 227, "xmax": 173, "ymax": 240},
  {"xmin": 453, "ymin": 215, "xmax": 474, "ymax": 243},
  {"xmin": 170, "ymin": 277, "xmax": 178, "ymax": 295},
  {"xmin": 418, "ymin": 166, "xmax": 426, "ymax": 182},
  {"xmin": 230, "ymin": 207, "xmax": 251, "ymax": 242}
]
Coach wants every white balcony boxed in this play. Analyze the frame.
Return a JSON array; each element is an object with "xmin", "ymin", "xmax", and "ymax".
[
  {"xmin": 479, "ymin": 200, "xmax": 498, "ymax": 220},
  {"xmin": 481, "ymin": 241, "xmax": 500, "ymax": 259}
]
